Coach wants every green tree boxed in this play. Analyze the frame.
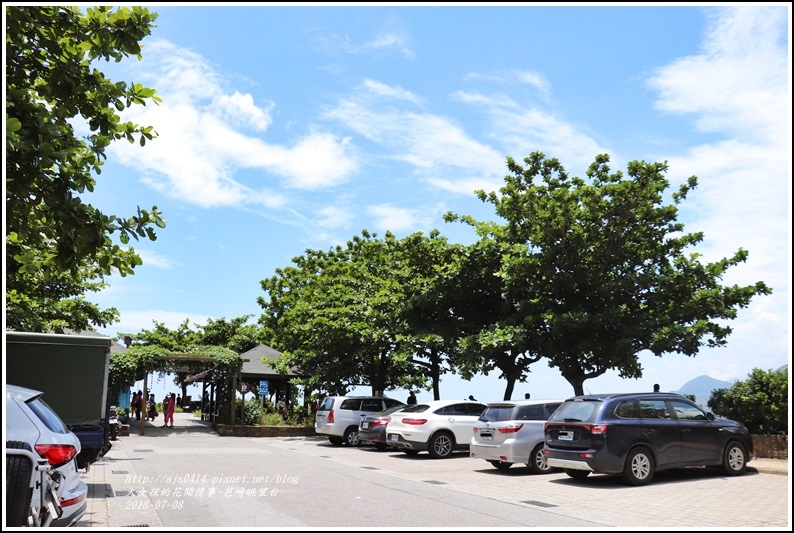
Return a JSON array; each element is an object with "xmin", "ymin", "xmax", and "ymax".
[
  {"xmin": 447, "ymin": 152, "xmax": 772, "ymax": 395},
  {"xmin": 258, "ymin": 230, "xmax": 417, "ymax": 396},
  {"xmin": 131, "ymin": 316, "xmax": 259, "ymax": 400},
  {"xmin": 708, "ymin": 368, "xmax": 788, "ymax": 435},
  {"xmin": 453, "ymin": 236, "xmax": 545, "ymax": 401},
  {"xmin": 5, "ymin": 5, "xmax": 165, "ymax": 332},
  {"xmin": 200, "ymin": 315, "xmax": 261, "ymax": 355},
  {"xmin": 395, "ymin": 231, "xmax": 468, "ymax": 399}
]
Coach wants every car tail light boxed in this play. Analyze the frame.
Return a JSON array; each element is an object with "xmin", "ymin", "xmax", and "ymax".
[
  {"xmin": 473, "ymin": 427, "xmax": 479, "ymax": 433},
  {"xmin": 35, "ymin": 444, "xmax": 77, "ymax": 468},
  {"xmin": 371, "ymin": 418, "xmax": 389, "ymax": 428},
  {"xmin": 401, "ymin": 418, "xmax": 428, "ymax": 425},
  {"xmin": 61, "ymin": 492, "xmax": 86, "ymax": 507},
  {"xmin": 588, "ymin": 424, "xmax": 608, "ymax": 434},
  {"xmin": 327, "ymin": 409, "xmax": 335, "ymax": 423},
  {"xmin": 498, "ymin": 423, "xmax": 523, "ymax": 433}
]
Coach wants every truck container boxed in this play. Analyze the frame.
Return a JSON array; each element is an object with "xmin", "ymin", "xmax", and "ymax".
[{"xmin": 5, "ymin": 331, "xmax": 112, "ymax": 469}]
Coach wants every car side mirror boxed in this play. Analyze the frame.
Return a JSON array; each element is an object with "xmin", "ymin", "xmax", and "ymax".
[{"xmin": 706, "ymin": 412, "xmax": 715, "ymax": 421}]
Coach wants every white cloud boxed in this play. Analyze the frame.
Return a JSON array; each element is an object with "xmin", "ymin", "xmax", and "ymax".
[
  {"xmin": 464, "ymin": 69, "xmax": 551, "ymax": 100},
  {"xmin": 452, "ymin": 90, "xmax": 519, "ymax": 109},
  {"xmin": 364, "ymin": 202, "xmax": 449, "ymax": 236},
  {"xmin": 135, "ymin": 249, "xmax": 176, "ymax": 270},
  {"xmin": 211, "ymin": 91, "xmax": 274, "ymax": 132},
  {"xmin": 362, "ymin": 79, "xmax": 423, "ymax": 104},
  {"xmin": 322, "ymin": 91, "xmax": 506, "ymax": 195},
  {"xmin": 315, "ymin": 205, "xmax": 356, "ymax": 231},
  {"xmin": 647, "ymin": 6, "xmax": 789, "ymax": 142},
  {"xmin": 314, "ymin": 31, "xmax": 413, "ymax": 59},
  {"xmin": 363, "ymin": 32, "xmax": 414, "ymax": 59},
  {"xmin": 109, "ymin": 40, "xmax": 358, "ymax": 208}
]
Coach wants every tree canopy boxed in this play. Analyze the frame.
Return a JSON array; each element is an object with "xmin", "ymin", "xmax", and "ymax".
[
  {"xmin": 5, "ymin": 5, "xmax": 165, "ymax": 332},
  {"xmin": 446, "ymin": 152, "xmax": 772, "ymax": 396},
  {"xmin": 258, "ymin": 231, "xmax": 417, "ymax": 396},
  {"xmin": 708, "ymin": 368, "xmax": 788, "ymax": 435},
  {"xmin": 257, "ymin": 152, "xmax": 771, "ymax": 399}
]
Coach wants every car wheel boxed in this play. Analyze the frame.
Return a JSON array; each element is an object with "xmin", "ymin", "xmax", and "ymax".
[
  {"xmin": 343, "ymin": 426, "xmax": 361, "ymax": 447},
  {"xmin": 328, "ymin": 436, "xmax": 344, "ymax": 446},
  {"xmin": 6, "ymin": 441, "xmax": 34, "ymax": 527},
  {"xmin": 622, "ymin": 447, "xmax": 655, "ymax": 486},
  {"xmin": 427, "ymin": 431, "xmax": 454, "ymax": 459},
  {"xmin": 488, "ymin": 460, "xmax": 512, "ymax": 470},
  {"xmin": 528, "ymin": 443, "xmax": 553, "ymax": 474},
  {"xmin": 564, "ymin": 469, "xmax": 590, "ymax": 480},
  {"xmin": 722, "ymin": 441, "xmax": 747, "ymax": 476}
]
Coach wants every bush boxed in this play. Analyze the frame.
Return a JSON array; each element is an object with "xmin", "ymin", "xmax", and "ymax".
[
  {"xmin": 261, "ymin": 412, "xmax": 286, "ymax": 425},
  {"xmin": 243, "ymin": 397, "xmax": 263, "ymax": 426},
  {"xmin": 708, "ymin": 368, "xmax": 788, "ymax": 434}
]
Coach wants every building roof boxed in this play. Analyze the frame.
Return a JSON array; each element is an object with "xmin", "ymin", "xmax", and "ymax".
[{"xmin": 239, "ymin": 344, "xmax": 305, "ymax": 379}]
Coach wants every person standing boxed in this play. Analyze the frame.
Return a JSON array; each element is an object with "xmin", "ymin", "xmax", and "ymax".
[
  {"xmin": 163, "ymin": 393, "xmax": 176, "ymax": 428},
  {"xmin": 407, "ymin": 391, "xmax": 417, "ymax": 405},
  {"xmin": 653, "ymin": 384, "xmax": 660, "ymax": 393},
  {"xmin": 134, "ymin": 390, "xmax": 143, "ymax": 421},
  {"xmin": 147, "ymin": 394, "xmax": 157, "ymax": 421},
  {"xmin": 524, "ymin": 393, "xmax": 531, "ymax": 400}
]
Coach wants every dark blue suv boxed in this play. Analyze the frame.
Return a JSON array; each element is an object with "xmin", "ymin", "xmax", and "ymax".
[{"xmin": 543, "ymin": 392, "xmax": 754, "ymax": 485}]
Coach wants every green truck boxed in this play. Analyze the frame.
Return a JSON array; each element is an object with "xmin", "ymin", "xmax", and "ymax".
[{"xmin": 5, "ymin": 331, "xmax": 113, "ymax": 469}]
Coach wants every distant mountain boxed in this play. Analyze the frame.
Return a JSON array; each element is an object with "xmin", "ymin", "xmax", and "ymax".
[
  {"xmin": 675, "ymin": 375, "xmax": 734, "ymax": 407},
  {"xmin": 675, "ymin": 364, "xmax": 788, "ymax": 408}
]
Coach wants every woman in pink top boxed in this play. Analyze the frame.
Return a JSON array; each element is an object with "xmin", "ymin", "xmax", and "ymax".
[{"xmin": 163, "ymin": 393, "xmax": 176, "ymax": 428}]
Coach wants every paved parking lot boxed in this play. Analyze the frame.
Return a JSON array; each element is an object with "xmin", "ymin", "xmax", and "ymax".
[{"xmin": 77, "ymin": 413, "xmax": 791, "ymax": 529}]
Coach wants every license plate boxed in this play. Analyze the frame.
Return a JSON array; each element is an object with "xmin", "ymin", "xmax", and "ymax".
[
  {"xmin": 558, "ymin": 430, "xmax": 574, "ymax": 441},
  {"xmin": 480, "ymin": 433, "xmax": 493, "ymax": 441},
  {"xmin": 361, "ymin": 422, "xmax": 369, "ymax": 429},
  {"xmin": 389, "ymin": 434, "xmax": 399, "ymax": 442}
]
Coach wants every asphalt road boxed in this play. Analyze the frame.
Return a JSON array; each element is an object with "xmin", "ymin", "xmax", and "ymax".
[{"xmin": 76, "ymin": 412, "xmax": 791, "ymax": 529}]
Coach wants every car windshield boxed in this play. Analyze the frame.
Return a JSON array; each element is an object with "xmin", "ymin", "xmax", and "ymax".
[
  {"xmin": 378, "ymin": 405, "xmax": 406, "ymax": 416},
  {"xmin": 548, "ymin": 400, "xmax": 599, "ymax": 423},
  {"xmin": 399, "ymin": 404, "xmax": 429, "ymax": 414},
  {"xmin": 318, "ymin": 397, "xmax": 336, "ymax": 411},
  {"xmin": 27, "ymin": 396, "xmax": 70, "ymax": 434},
  {"xmin": 479, "ymin": 406, "xmax": 516, "ymax": 422}
]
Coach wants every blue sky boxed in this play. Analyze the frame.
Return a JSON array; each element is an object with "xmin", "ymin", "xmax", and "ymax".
[{"xmin": 37, "ymin": 4, "xmax": 790, "ymax": 404}]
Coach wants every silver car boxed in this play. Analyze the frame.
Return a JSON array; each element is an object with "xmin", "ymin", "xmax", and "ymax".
[
  {"xmin": 6, "ymin": 384, "xmax": 88, "ymax": 527},
  {"xmin": 315, "ymin": 396, "xmax": 405, "ymax": 446},
  {"xmin": 470, "ymin": 399, "xmax": 563, "ymax": 473}
]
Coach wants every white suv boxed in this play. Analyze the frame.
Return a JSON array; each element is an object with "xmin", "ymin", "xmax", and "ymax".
[
  {"xmin": 6, "ymin": 384, "xmax": 88, "ymax": 526},
  {"xmin": 469, "ymin": 398, "xmax": 563, "ymax": 473},
  {"xmin": 386, "ymin": 399, "xmax": 487, "ymax": 458},
  {"xmin": 315, "ymin": 396, "xmax": 405, "ymax": 446}
]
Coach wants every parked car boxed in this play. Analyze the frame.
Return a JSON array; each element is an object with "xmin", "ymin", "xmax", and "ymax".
[
  {"xmin": 470, "ymin": 398, "xmax": 564, "ymax": 473},
  {"xmin": 6, "ymin": 384, "xmax": 89, "ymax": 526},
  {"xmin": 543, "ymin": 392, "xmax": 754, "ymax": 486},
  {"xmin": 358, "ymin": 405, "xmax": 407, "ymax": 449},
  {"xmin": 386, "ymin": 399, "xmax": 487, "ymax": 458},
  {"xmin": 315, "ymin": 396, "xmax": 405, "ymax": 447}
]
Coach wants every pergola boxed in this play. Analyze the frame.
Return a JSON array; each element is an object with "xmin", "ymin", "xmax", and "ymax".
[{"xmin": 110, "ymin": 341, "xmax": 244, "ymax": 435}]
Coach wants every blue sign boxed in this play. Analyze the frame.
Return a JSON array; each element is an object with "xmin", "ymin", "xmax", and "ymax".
[{"xmin": 259, "ymin": 380, "xmax": 269, "ymax": 396}]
